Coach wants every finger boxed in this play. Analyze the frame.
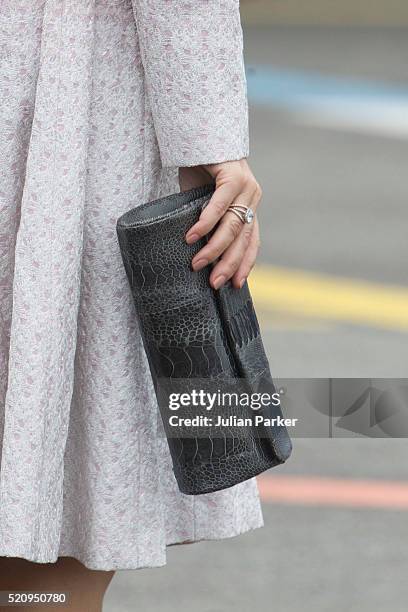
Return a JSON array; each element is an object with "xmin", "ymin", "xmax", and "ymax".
[
  {"xmin": 191, "ymin": 186, "xmax": 261, "ymax": 270},
  {"xmin": 231, "ymin": 216, "xmax": 261, "ymax": 289},
  {"xmin": 191, "ymin": 192, "xmax": 255, "ymax": 269},
  {"xmin": 185, "ymin": 180, "xmax": 243, "ymax": 244},
  {"xmin": 209, "ymin": 220, "xmax": 255, "ymax": 290}
]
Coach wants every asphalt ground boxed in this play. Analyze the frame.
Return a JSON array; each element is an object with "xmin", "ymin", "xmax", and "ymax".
[{"xmin": 105, "ymin": 26, "xmax": 408, "ymax": 612}]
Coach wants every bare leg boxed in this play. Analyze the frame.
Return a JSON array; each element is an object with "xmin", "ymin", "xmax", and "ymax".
[{"xmin": 0, "ymin": 556, "xmax": 115, "ymax": 612}]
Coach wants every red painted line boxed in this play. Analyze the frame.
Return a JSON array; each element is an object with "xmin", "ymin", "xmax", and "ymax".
[{"xmin": 257, "ymin": 474, "xmax": 408, "ymax": 510}]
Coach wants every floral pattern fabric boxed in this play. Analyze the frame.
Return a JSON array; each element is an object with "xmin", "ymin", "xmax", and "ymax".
[{"xmin": 0, "ymin": 0, "xmax": 262, "ymax": 571}]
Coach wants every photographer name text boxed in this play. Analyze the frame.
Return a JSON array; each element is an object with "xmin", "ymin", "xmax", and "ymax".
[{"xmin": 168, "ymin": 415, "xmax": 298, "ymax": 427}]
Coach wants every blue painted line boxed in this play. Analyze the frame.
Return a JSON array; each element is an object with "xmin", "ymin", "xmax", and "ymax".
[{"xmin": 246, "ymin": 65, "xmax": 408, "ymax": 109}]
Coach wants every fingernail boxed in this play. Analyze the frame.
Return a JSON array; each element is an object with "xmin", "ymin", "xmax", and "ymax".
[
  {"xmin": 186, "ymin": 232, "xmax": 199, "ymax": 244},
  {"xmin": 192, "ymin": 258, "xmax": 208, "ymax": 271},
  {"xmin": 213, "ymin": 275, "xmax": 226, "ymax": 290},
  {"xmin": 239, "ymin": 278, "xmax": 245, "ymax": 288}
]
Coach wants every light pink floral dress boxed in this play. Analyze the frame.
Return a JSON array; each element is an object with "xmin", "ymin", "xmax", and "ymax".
[{"xmin": 0, "ymin": 0, "xmax": 263, "ymax": 570}]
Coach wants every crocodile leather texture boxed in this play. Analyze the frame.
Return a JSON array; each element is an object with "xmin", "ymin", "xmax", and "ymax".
[{"xmin": 116, "ymin": 185, "xmax": 292, "ymax": 495}]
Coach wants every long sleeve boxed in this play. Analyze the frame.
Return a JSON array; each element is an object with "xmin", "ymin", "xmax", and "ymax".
[{"xmin": 131, "ymin": 0, "xmax": 249, "ymax": 168}]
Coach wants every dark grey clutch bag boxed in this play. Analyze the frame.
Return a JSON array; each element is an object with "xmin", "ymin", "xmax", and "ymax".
[{"xmin": 116, "ymin": 184, "xmax": 292, "ymax": 495}]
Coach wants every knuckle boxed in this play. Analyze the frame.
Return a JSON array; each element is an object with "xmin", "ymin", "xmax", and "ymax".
[
  {"xmin": 255, "ymin": 183, "xmax": 263, "ymax": 199},
  {"xmin": 199, "ymin": 243, "xmax": 215, "ymax": 262},
  {"xmin": 233, "ymin": 255, "xmax": 243, "ymax": 271},
  {"xmin": 241, "ymin": 171, "xmax": 250, "ymax": 184},
  {"xmin": 213, "ymin": 199, "xmax": 227, "ymax": 216},
  {"xmin": 242, "ymin": 228, "xmax": 252, "ymax": 246},
  {"xmin": 222, "ymin": 264, "xmax": 235, "ymax": 278},
  {"xmin": 192, "ymin": 222, "xmax": 206, "ymax": 236},
  {"xmin": 243, "ymin": 174, "xmax": 253, "ymax": 190},
  {"xmin": 206, "ymin": 246, "xmax": 221, "ymax": 263},
  {"xmin": 229, "ymin": 217, "xmax": 243, "ymax": 239},
  {"xmin": 196, "ymin": 247, "xmax": 210, "ymax": 262},
  {"xmin": 225, "ymin": 258, "xmax": 240, "ymax": 276}
]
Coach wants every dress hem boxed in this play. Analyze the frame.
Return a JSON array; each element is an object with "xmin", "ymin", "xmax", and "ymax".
[{"xmin": 0, "ymin": 518, "xmax": 264, "ymax": 572}]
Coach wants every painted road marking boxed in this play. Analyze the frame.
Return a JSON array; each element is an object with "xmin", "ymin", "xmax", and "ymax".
[
  {"xmin": 249, "ymin": 265, "xmax": 408, "ymax": 332},
  {"xmin": 258, "ymin": 474, "xmax": 408, "ymax": 510},
  {"xmin": 247, "ymin": 66, "xmax": 408, "ymax": 139}
]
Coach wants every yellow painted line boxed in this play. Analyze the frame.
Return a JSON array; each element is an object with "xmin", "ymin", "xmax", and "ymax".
[{"xmin": 248, "ymin": 265, "xmax": 408, "ymax": 332}]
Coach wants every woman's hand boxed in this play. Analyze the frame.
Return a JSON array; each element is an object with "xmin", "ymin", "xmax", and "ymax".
[{"xmin": 179, "ymin": 159, "xmax": 262, "ymax": 290}]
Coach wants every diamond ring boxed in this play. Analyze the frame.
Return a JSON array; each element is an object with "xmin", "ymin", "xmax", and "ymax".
[{"xmin": 226, "ymin": 204, "xmax": 254, "ymax": 225}]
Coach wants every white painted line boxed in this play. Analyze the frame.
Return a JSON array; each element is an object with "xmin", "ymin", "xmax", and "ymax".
[{"xmin": 294, "ymin": 100, "xmax": 408, "ymax": 139}]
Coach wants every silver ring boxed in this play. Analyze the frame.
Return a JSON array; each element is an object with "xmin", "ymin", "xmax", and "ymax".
[{"xmin": 226, "ymin": 204, "xmax": 254, "ymax": 225}]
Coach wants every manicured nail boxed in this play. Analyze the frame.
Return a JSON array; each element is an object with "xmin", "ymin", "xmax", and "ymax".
[
  {"xmin": 186, "ymin": 232, "xmax": 199, "ymax": 244},
  {"xmin": 213, "ymin": 275, "xmax": 226, "ymax": 290},
  {"xmin": 192, "ymin": 258, "xmax": 208, "ymax": 271}
]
